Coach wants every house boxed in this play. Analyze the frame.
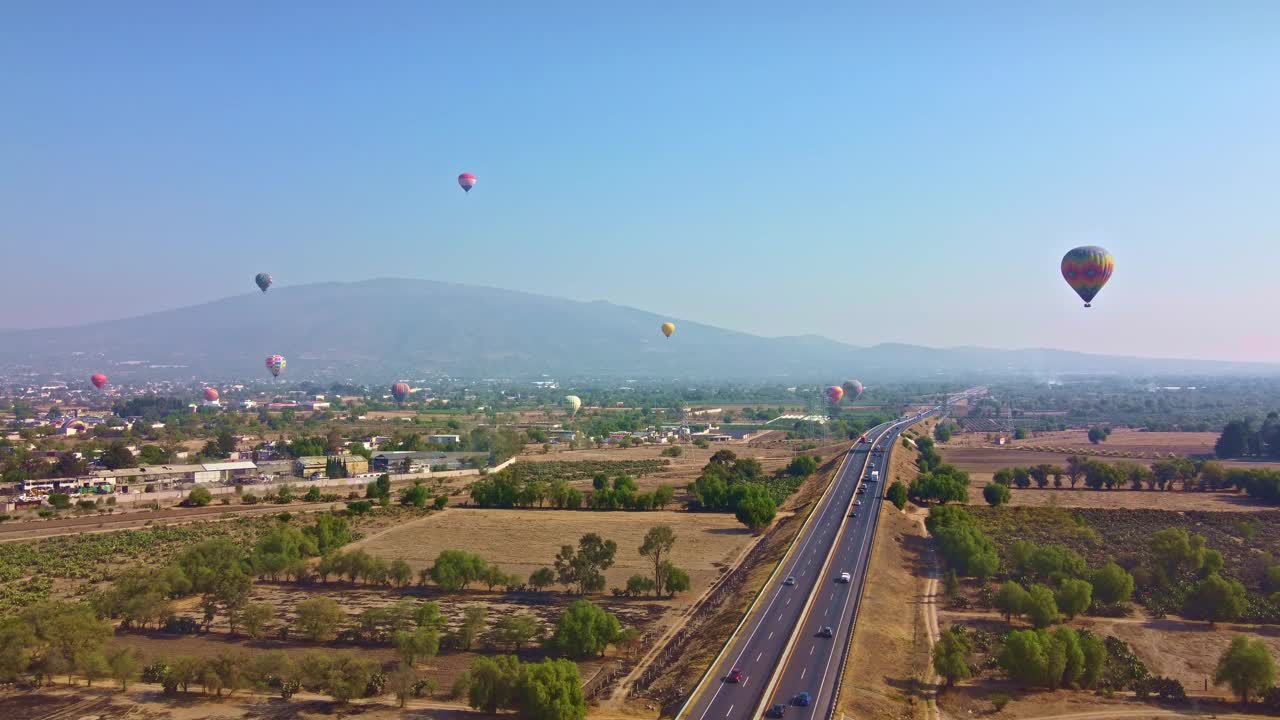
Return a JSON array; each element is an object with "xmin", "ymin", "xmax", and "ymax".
[
  {"xmin": 428, "ymin": 434, "xmax": 461, "ymax": 445},
  {"xmin": 293, "ymin": 456, "xmax": 329, "ymax": 478},
  {"xmin": 194, "ymin": 461, "xmax": 259, "ymax": 484},
  {"xmin": 330, "ymin": 453, "xmax": 369, "ymax": 475},
  {"xmin": 371, "ymin": 451, "xmax": 486, "ymax": 473},
  {"xmin": 547, "ymin": 430, "xmax": 577, "ymax": 443}
]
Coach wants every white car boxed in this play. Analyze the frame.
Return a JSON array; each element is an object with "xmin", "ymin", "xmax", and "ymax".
[{"xmin": 837, "ymin": 572, "xmax": 851, "ymax": 583}]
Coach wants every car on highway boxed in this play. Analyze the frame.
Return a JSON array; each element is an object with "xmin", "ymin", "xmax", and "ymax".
[
  {"xmin": 837, "ymin": 571, "xmax": 851, "ymax": 583},
  {"xmin": 793, "ymin": 692, "xmax": 812, "ymax": 706},
  {"xmin": 849, "ymin": 511, "xmax": 857, "ymax": 518},
  {"xmin": 767, "ymin": 704, "xmax": 786, "ymax": 718},
  {"xmin": 726, "ymin": 668, "xmax": 743, "ymax": 683},
  {"xmin": 818, "ymin": 626, "xmax": 834, "ymax": 638},
  {"xmin": 783, "ymin": 576, "xmax": 796, "ymax": 586},
  {"xmin": 855, "ymin": 500, "xmax": 862, "ymax": 506}
]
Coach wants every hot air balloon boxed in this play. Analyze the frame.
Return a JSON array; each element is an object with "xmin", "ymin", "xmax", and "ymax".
[
  {"xmin": 392, "ymin": 382, "xmax": 411, "ymax": 403},
  {"xmin": 565, "ymin": 395, "xmax": 582, "ymax": 417},
  {"xmin": 203, "ymin": 387, "xmax": 220, "ymax": 402},
  {"xmin": 90, "ymin": 373, "xmax": 108, "ymax": 389},
  {"xmin": 1061, "ymin": 246, "xmax": 1114, "ymax": 307},
  {"xmin": 843, "ymin": 380, "xmax": 864, "ymax": 402},
  {"xmin": 825, "ymin": 385, "xmax": 845, "ymax": 404},
  {"xmin": 661, "ymin": 322, "xmax": 675, "ymax": 338},
  {"xmin": 265, "ymin": 355, "xmax": 286, "ymax": 379},
  {"xmin": 255, "ymin": 273, "xmax": 273, "ymax": 293},
  {"xmin": 458, "ymin": 173, "xmax": 477, "ymax": 193}
]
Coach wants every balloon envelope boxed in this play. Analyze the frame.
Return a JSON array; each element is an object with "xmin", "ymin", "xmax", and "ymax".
[
  {"xmin": 843, "ymin": 380, "xmax": 863, "ymax": 401},
  {"xmin": 255, "ymin": 273, "xmax": 273, "ymax": 293},
  {"xmin": 265, "ymin": 355, "xmax": 286, "ymax": 378},
  {"xmin": 565, "ymin": 395, "xmax": 582, "ymax": 416},
  {"xmin": 661, "ymin": 322, "xmax": 675, "ymax": 338},
  {"xmin": 392, "ymin": 383, "xmax": 411, "ymax": 402},
  {"xmin": 1061, "ymin": 246, "xmax": 1114, "ymax": 307},
  {"xmin": 203, "ymin": 388, "xmax": 219, "ymax": 402},
  {"xmin": 825, "ymin": 385, "xmax": 845, "ymax": 403},
  {"xmin": 90, "ymin": 373, "xmax": 108, "ymax": 389},
  {"xmin": 458, "ymin": 173, "xmax": 477, "ymax": 192}
]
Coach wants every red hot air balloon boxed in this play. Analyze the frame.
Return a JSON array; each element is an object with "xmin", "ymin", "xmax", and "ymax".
[
  {"xmin": 458, "ymin": 172, "xmax": 477, "ymax": 193},
  {"xmin": 203, "ymin": 388, "xmax": 220, "ymax": 402},
  {"xmin": 90, "ymin": 373, "xmax": 108, "ymax": 389},
  {"xmin": 391, "ymin": 382, "xmax": 410, "ymax": 402},
  {"xmin": 825, "ymin": 385, "xmax": 845, "ymax": 404}
]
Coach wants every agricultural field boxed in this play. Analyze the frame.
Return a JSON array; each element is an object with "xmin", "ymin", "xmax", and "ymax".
[
  {"xmin": 519, "ymin": 445, "xmax": 798, "ymax": 491},
  {"xmin": 945, "ymin": 428, "xmax": 1219, "ymax": 456},
  {"xmin": 961, "ymin": 485, "xmax": 1271, "ymax": 512},
  {"xmin": 354, "ymin": 507, "xmax": 756, "ymax": 615}
]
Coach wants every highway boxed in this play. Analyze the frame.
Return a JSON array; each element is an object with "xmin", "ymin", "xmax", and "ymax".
[{"xmin": 679, "ymin": 414, "xmax": 928, "ymax": 720}]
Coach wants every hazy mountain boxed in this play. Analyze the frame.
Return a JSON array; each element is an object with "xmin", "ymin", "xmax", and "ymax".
[{"xmin": 1, "ymin": 278, "xmax": 1275, "ymax": 382}]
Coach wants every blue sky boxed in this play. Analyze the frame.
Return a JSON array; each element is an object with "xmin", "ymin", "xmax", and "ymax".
[{"xmin": 3, "ymin": 2, "xmax": 1278, "ymax": 361}]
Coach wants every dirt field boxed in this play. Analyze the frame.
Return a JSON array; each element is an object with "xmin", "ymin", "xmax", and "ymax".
[
  {"xmin": 837, "ymin": 502, "xmax": 932, "ymax": 720},
  {"xmin": 962, "ymin": 484, "xmax": 1273, "ymax": 511},
  {"xmin": 353, "ymin": 508, "xmax": 755, "ymax": 610},
  {"xmin": 517, "ymin": 445, "xmax": 797, "ymax": 491},
  {"xmin": 946, "ymin": 428, "xmax": 1220, "ymax": 456}
]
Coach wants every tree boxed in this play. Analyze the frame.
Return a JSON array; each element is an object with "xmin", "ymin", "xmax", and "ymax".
[
  {"xmin": 457, "ymin": 605, "xmax": 488, "ymax": 650},
  {"xmin": 932, "ymin": 627, "xmax": 971, "ymax": 687},
  {"xmin": 390, "ymin": 664, "xmax": 419, "ymax": 708},
  {"xmin": 1090, "ymin": 562, "xmax": 1134, "ymax": 606},
  {"xmin": 395, "ymin": 626, "xmax": 441, "ymax": 666},
  {"xmin": 518, "ymin": 658, "xmax": 587, "ymax": 720},
  {"xmin": 1215, "ymin": 635, "xmax": 1276, "ymax": 704},
  {"xmin": 1053, "ymin": 627, "xmax": 1085, "ymax": 688},
  {"xmin": 101, "ymin": 442, "xmax": 135, "ymax": 470},
  {"xmin": 550, "ymin": 600, "xmax": 622, "ymax": 659},
  {"xmin": 787, "ymin": 455, "xmax": 819, "ymax": 477},
  {"xmin": 640, "ymin": 525, "xmax": 677, "ymax": 597},
  {"xmin": 495, "ymin": 615, "xmax": 540, "ymax": 652},
  {"xmin": 983, "ymin": 483, "xmax": 1010, "ymax": 507},
  {"xmin": 78, "ymin": 651, "xmax": 109, "ymax": 687},
  {"xmin": 1055, "ymin": 579, "xmax": 1093, "ymax": 620},
  {"xmin": 430, "ymin": 550, "xmax": 489, "ymax": 591},
  {"xmin": 734, "ymin": 487, "xmax": 776, "ymax": 531},
  {"xmin": 1079, "ymin": 631, "xmax": 1106, "ymax": 689},
  {"xmin": 1216, "ymin": 420, "xmax": 1251, "ymax": 459},
  {"xmin": 999, "ymin": 630, "xmax": 1050, "ymax": 688},
  {"xmin": 241, "ymin": 603, "xmax": 275, "ymax": 640},
  {"xmin": 390, "ymin": 559, "xmax": 414, "ymax": 588},
  {"xmin": 400, "ymin": 482, "xmax": 431, "ymax": 508},
  {"xmin": 933, "ymin": 423, "xmax": 953, "ymax": 443},
  {"xmin": 1087, "ymin": 427, "xmax": 1107, "ymax": 444},
  {"xmin": 625, "ymin": 575, "xmax": 656, "ymax": 597},
  {"xmin": 554, "ymin": 534, "xmax": 617, "ymax": 595},
  {"xmin": 1025, "ymin": 584, "xmax": 1059, "ymax": 629},
  {"xmin": 108, "ymin": 647, "xmax": 140, "ymax": 691},
  {"xmin": 886, "ymin": 481, "xmax": 908, "ymax": 510},
  {"xmin": 529, "ymin": 567, "xmax": 556, "ymax": 592},
  {"xmin": 661, "ymin": 562, "xmax": 690, "ymax": 596},
  {"xmin": 994, "ymin": 581, "xmax": 1029, "ymax": 622},
  {"xmin": 1150, "ymin": 528, "xmax": 1207, "ymax": 584},
  {"xmin": 295, "ymin": 597, "xmax": 345, "ymax": 641},
  {"xmin": 468, "ymin": 655, "xmax": 522, "ymax": 713},
  {"xmin": 1184, "ymin": 574, "xmax": 1247, "ymax": 624}
]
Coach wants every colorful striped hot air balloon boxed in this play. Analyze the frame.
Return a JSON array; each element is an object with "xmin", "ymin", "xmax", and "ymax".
[
  {"xmin": 392, "ymin": 383, "xmax": 411, "ymax": 403},
  {"xmin": 265, "ymin": 355, "xmax": 286, "ymax": 379},
  {"xmin": 458, "ymin": 173, "xmax": 477, "ymax": 193},
  {"xmin": 203, "ymin": 388, "xmax": 220, "ymax": 402},
  {"xmin": 825, "ymin": 385, "xmax": 845, "ymax": 404},
  {"xmin": 843, "ymin": 380, "xmax": 864, "ymax": 401},
  {"xmin": 90, "ymin": 373, "xmax": 108, "ymax": 389},
  {"xmin": 1061, "ymin": 246, "xmax": 1114, "ymax": 307},
  {"xmin": 661, "ymin": 322, "xmax": 675, "ymax": 338}
]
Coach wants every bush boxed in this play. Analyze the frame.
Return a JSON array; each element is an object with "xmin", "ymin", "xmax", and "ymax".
[
  {"xmin": 184, "ymin": 486, "xmax": 213, "ymax": 507},
  {"xmin": 886, "ymin": 481, "xmax": 908, "ymax": 510},
  {"xmin": 661, "ymin": 445, "xmax": 683, "ymax": 458},
  {"xmin": 991, "ymin": 693, "xmax": 1011, "ymax": 712},
  {"xmin": 242, "ymin": 493, "xmax": 260, "ymax": 505},
  {"xmin": 983, "ymin": 483, "xmax": 1010, "ymax": 507},
  {"xmin": 48, "ymin": 493, "xmax": 72, "ymax": 510}
]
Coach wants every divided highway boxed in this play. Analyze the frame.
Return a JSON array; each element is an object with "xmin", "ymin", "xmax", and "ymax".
[{"xmin": 679, "ymin": 413, "xmax": 933, "ymax": 720}]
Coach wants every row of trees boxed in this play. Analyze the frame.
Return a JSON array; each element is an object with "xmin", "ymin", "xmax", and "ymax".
[
  {"xmin": 469, "ymin": 471, "xmax": 677, "ymax": 512},
  {"xmin": 687, "ymin": 450, "xmax": 822, "ymax": 530}
]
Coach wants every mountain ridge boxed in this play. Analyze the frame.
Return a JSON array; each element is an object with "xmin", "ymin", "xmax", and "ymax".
[{"xmin": 1, "ymin": 278, "xmax": 1275, "ymax": 381}]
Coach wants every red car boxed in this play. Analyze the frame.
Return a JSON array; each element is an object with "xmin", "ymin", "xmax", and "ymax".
[{"xmin": 727, "ymin": 668, "xmax": 744, "ymax": 683}]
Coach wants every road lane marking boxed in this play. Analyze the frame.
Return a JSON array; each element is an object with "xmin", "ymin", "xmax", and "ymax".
[
  {"xmin": 726, "ymin": 706, "xmax": 733, "ymax": 717},
  {"xmin": 810, "ymin": 646, "xmax": 814, "ymax": 655},
  {"xmin": 756, "ymin": 652, "xmax": 762, "ymax": 662},
  {"xmin": 801, "ymin": 668, "xmax": 806, "ymax": 679},
  {"xmin": 768, "ymin": 632, "xmax": 773, "ymax": 640}
]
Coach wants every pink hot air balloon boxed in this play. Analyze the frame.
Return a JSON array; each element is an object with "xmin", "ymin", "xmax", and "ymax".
[
  {"xmin": 203, "ymin": 387, "xmax": 220, "ymax": 402},
  {"xmin": 391, "ymin": 382, "xmax": 410, "ymax": 403},
  {"xmin": 458, "ymin": 172, "xmax": 477, "ymax": 193},
  {"xmin": 90, "ymin": 373, "xmax": 108, "ymax": 390},
  {"xmin": 825, "ymin": 385, "xmax": 845, "ymax": 404}
]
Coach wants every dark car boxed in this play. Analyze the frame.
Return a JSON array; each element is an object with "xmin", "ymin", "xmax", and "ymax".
[
  {"xmin": 793, "ymin": 692, "xmax": 812, "ymax": 707},
  {"xmin": 818, "ymin": 626, "xmax": 834, "ymax": 638},
  {"xmin": 727, "ymin": 668, "xmax": 743, "ymax": 683},
  {"xmin": 767, "ymin": 704, "xmax": 786, "ymax": 718},
  {"xmin": 783, "ymin": 576, "xmax": 796, "ymax": 586}
]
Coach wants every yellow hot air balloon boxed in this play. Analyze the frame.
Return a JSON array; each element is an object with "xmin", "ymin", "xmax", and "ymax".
[
  {"xmin": 661, "ymin": 322, "xmax": 675, "ymax": 338},
  {"xmin": 565, "ymin": 395, "xmax": 582, "ymax": 417}
]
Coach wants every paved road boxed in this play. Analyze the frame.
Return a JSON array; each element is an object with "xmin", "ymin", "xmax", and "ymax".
[{"xmin": 680, "ymin": 418, "xmax": 911, "ymax": 720}]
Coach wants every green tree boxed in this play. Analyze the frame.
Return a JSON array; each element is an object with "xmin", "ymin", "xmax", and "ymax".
[
  {"xmin": 468, "ymin": 655, "xmax": 522, "ymax": 713},
  {"xmin": 1215, "ymin": 635, "xmax": 1276, "ymax": 704},
  {"xmin": 660, "ymin": 562, "xmax": 690, "ymax": 596},
  {"xmin": 1079, "ymin": 631, "xmax": 1107, "ymax": 689},
  {"xmin": 529, "ymin": 567, "xmax": 556, "ymax": 592},
  {"xmin": 999, "ymin": 629, "xmax": 1049, "ymax": 688},
  {"xmin": 550, "ymin": 600, "xmax": 622, "ymax": 659},
  {"xmin": 108, "ymin": 647, "xmax": 141, "ymax": 691},
  {"xmin": 1090, "ymin": 562, "xmax": 1134, "ymax": 606},
  {"xmin": 983, "ymin": 483, "xmax": 1010, "ymax": 507},
  {"xmin": 639, "ymin": 525, "xmax": 677, "ymax": 597},
  {"xmin": 101, "ymin": 442, "xmax": 135, "ymax": 470},
  {"xmin": 518, "ymin": 658, "xmax": 587, "ymax": 720},
  {"xmin": 400, "ymin": 482, "xmax": 431, "ymax": 508},
  {"xmin": 734, "ymin": 488, "xmax": 776, "ymax": 531},
  {"xmin": 1055, "ymin": 579, "xmax": 1093, "ymax": 620},
  {"xmin": 390, "ymin": 559, "xmax": 414, "ymax": 588},
  {"xmin": 457, "ymin": 605, "xmax": 488, "ymax": 650},
  {"xmin": 886, "ymin": 481, "xmax": 908, "ymax": 510},
  {"xmin": 495, "ymin": 615, "xmax": 541, "ymax": 652},
  {"xmin": 241, "ymin": 603, "xmax": 275, "ymax": 640},
  {"xmin": 1053, "ymin": 627, "xmax": 1085, "ymax": 688},
  {"xmin": 1184, "ymin": 573, "xmax": 1247, "ymax": 624},
  {"xmin": 1025, "ymin": 584, "xmax": 1060, "ymax": 629},
  {"xmin": 932, "ymin": 627, "xmax": 971, "ymax": 687},
  {"xmin": 554, "ymin": 534, "xmax": 617, "ymax": 595},
  {"xmin": 994, "ymin": 581, "xmax": 1029, "ymax": 622},
  {"xmin": 390, "ymin": 664, "xmax": 419, "ymax": 708},
  {"xmin": 395, "ymin": 626, "xmax": 441, "ymax": 666},
  {"xmin": 295, "ymin": 597, "xmax": 345, "ymax": 642},
  {"xmin": 1149, "ymin": 527, "xmax": 1206, "ymax": 583}
]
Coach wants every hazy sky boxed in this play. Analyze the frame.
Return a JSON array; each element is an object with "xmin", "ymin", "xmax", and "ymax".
[{"xmin": 3, "ymin": 2, "xmax": 1278, "ymax": 361}]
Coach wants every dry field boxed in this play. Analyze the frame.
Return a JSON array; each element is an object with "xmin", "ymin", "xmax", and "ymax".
[
  {"xmin": 353, "ymin": 508, "xmax": 757, "ymax": 611},
  {"xmin": 961, "ymin": 485, "xmax": 1271, "ymax": 512},
  {"xmin": 517, "ymin": 444, "xmax": 797, "ymax": 491},
  {"xmin": 945, "ymin": 428, "xmax": 1219, "ymax": 457}
]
